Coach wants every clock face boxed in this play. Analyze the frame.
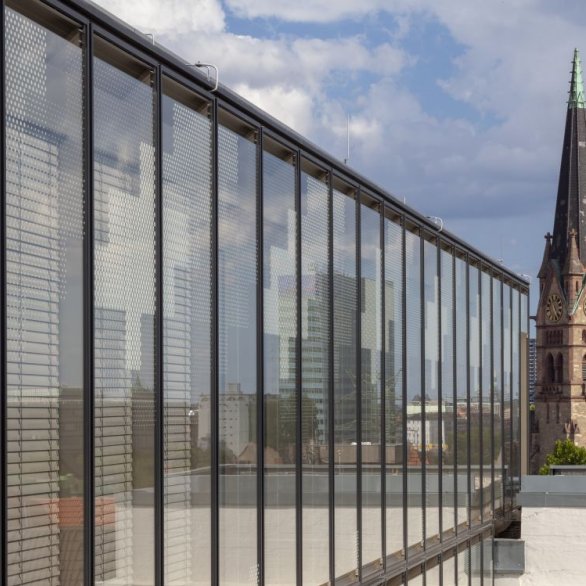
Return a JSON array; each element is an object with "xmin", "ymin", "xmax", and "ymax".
[{"xmin": 545, "ymin": 294, "xmax": 563, "ymax": 323}]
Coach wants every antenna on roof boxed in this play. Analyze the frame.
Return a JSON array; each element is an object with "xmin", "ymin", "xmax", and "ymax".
[{"xmin": 344, "ymin": 114, "xmax": 350, "ymax": 165}]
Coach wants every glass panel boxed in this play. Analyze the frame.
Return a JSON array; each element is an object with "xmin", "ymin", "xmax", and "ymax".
[
  {"xmin": 162, "ymin": 84, "xmax": 212, "ymax": 584},
  {"xmin": 424, "ymin": 240, "xmax": 440, "ymax": 544},
  {"xmin": 301, "ymin": 169, "xmax": 330, "ymax": 585},
  {"xmin": 361, "ymin": 203, "xmax": 382, "ymax": 574},
  {"xmin": 481, "ymin": 272, "xmax": 492, "ymax": 523},
  {"xmin": 469, "ymin": 266, "xmax": 481, "ymax": 526},
  {"xmin": 333, "ymin": 188, "xmax": 358, "ymax": 581},
  {"xmin": 408, "ymin": 572, "xmax": 424, "ymax": 586},
  {"xmin": 470, "ymin": 540, "xmax": 482, "ymax": 586},
  {"xmin": 426, "ymin": 561, "xmax": 441, "ymax": 585},
  {"xmin": 503, "ymin": 285, "xmax": 512, "ymax": 511},
  {"xmin": 455, "ymin": 258, "xmax": 468, "ymax": 530},
  {"xmin": 405, "ymin": 230, "xmax": 423, "ymax": 550},
  {"xmin": 457, "ymin": 545, "xmax": 469, "ymax": 586},
  {"xmin": 441, "ymin": 250, "xmax": 456, "ymax": 535},
  {"xmin": 483, "ymin": 536, "xmax": 494, "ymax": 584},
  {"xmin": 94, "ymin": 44, "xmax": 156, "ymax": 585},
  {"xmin": 511, "ymin": 290, "xmax": 520, "ymax": 503},
  {"xmin": 263, "ymin": 148, "xmax": 297, "ymax": 584},
  {"xmin": 5, "ymin": 6, "xmax": 84, "ymax": 584},
  {"xmin": 493, "ymin": 279, "xmax": 503, "ymax": 516},
  {"xmin": 217, "ymin": 122, "xmax": 258, "ymax": 583},
  {"xmin": 443, "ymin": 552, "xmax": 456, "ymax": 586},
  {"xmin": 385, "ymin": 218, "xmax": 404, "ymax": 560}
]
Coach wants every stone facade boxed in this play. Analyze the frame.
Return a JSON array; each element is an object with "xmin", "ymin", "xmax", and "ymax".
[{"xmin": 532, "ymin": 49, "xmax": 586, "ymax": 472}]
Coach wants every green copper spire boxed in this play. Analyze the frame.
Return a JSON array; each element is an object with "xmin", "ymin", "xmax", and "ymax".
[{"xmin": 569, "ymin": 48, "xmax": 585, "ymax": 109}]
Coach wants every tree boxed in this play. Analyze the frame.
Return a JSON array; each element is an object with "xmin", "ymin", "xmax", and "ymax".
[{"xmin": 539, "ymin": 439, "xmax": 586, "ymax": 475}]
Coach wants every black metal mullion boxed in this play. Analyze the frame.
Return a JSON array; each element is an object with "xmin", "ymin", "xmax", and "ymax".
[
  {"xmin": 380, "ymin": 205, "xmax": 387, "ymax": 571},
  {"xmin": 466, "ymin": 257, "xmax": 471, "ymax": 534},
  {"xmin": 420, "ymin": 234, "xmax": 426, "ymax": 548},
  {"xmin": 490, "ymin": 275, "xmax": 495, "ymax": 524},
  {"xmin": 437, "ymin": 241, "xmax": 443, "ymax": 547},
  {"xmin": 154, "ymin": 63, "xmax": 164, "ymax": 586},
  {"xmin": 509, "ymin": 286, "xmax": 514, "ymax": 511},
  {"xmin": 1, "ymin": 2, "xmax": 7, "ymax": 584},
  {"xmin": 257, "ymin": 126, "xmax": 264, "ymax": 586},
  {"xmin": 401, "ymin": 218, "xmax": 408, "ymax": 562},
  {"xmin": 83, "ymin": 23, "xmax": 95, "ymax": 586},
  {"xmin": 478, "ymin": 269, "xmax": 483, "ymax": 528},
  {"xmin": 356, "ymin": 189, "xmax": 363, "ymax": 579},
  {"xmin": 452, "ymin": 253, "xmax": 457, "ymax": 540},
  {"xmin": 211, "ymin": 97, "xmax": 219, "ymax": 586},
  {"xmin": 328, "ymin": 170, "xmax": 335, "ymax": 586},
  {"xmin": 295, "ymin": 149, "xmax": 302, "ymax": 586}
]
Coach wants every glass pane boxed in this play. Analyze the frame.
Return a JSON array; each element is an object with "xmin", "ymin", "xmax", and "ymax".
[
  {"xmin": 5, "ymin": 6, "xmax": 84, "ymax": 584},
  {"xmin": 361, "ymin": 203, "xmax": 382, "ymax": 574},
  {"xmin": 263, "ymin": 149, "xmax": 297, "ymax": 585},
  {"xmin": 94, "ymin": 46, "xmax": 156, "ymax": 584},
  {"xmin": 443, "ymin": 553, "xmax": 456, "ymax": 586},
  {"xmin": 483, "ymin": 536, "xmax": 494, "ymax": 584},
  {"xmin": 424, "ymin": 240, "xmax": 440, "ymax": 544},
  {"xmin": 385, "ymin": 218, "xmax": 404, "ymax": 560},
  {"xmin": 162, "ymin": 86, "xmax": 212, "ymax": 584},
  {"xmin": 301, "ymin": 170, "xmax": 330, "ymax": 585},
  {"xmin": 469, "ymin": 266, "xmax": 481, "ymax": 526},
  {"xmin": 512, "ymin": 290, "xmax": 521, "ymax": 504},
  {"xmin": 503, "ymin": 285, "xmax": 512, "ymax": 511},
  {"xmin": 426, "ymin": 561, "xmax": 441, "ymax": 585},
  {"xmin": 493, "ymin": 279, "xmax": 503, "ymax": 516},
  {"xmin": 218, "ymin": 123, "xmax": 258, "ymax": 583},
  {"xmin": 455, "ymin": 258, "xmax": 468, "ymax": 530},
  {"xmin": 481, "ymin": 272, "xmax": 492, "ymax": 523},
  {"xmin": 333, "ymin": 188, "xmax": 358, "ymax": 581},
  {"xmin": 457, "ymin": 545, "xmax": 469, "ymax": 586},
  {"xmin": 470, "ymin": 540, "xmax": 482, "ymax": 586},
  {"xmin": 441, "ymin": 250, "xmax": 456, "ymax": 535},
  {"xmin": 405, "ymin": 230, "xmax": 423, "ymax": 550}
]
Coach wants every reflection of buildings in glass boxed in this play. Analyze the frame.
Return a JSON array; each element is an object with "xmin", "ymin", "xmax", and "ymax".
[{"xmin": 200, "ymin": 384, "xmax": 253, "ymax": 459}]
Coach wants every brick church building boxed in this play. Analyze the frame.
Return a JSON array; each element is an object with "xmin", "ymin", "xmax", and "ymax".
[{"xmin": 534, "ymin": 49, "xmax": 586, "ymax": 470}]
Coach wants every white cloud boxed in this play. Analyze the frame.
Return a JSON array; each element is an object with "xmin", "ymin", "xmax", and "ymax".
[{"xmin": 92, "ymin": 0, "xmax": 225, "ymax": 35}]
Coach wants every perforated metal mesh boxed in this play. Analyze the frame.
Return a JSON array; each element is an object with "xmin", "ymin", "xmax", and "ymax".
[
  {"xmin": 93, "ymin": 52, "xmax": 156, "ymax": 585},
  {"xmin": 5, "ymin": 7, "xmax": 84, "ymax": 585},
  {"xmin": 162, "ymin": 91, "xmax": 212, "ymax": 585},
  {"xmin": 300, "ymin": 170, "xmax": 329, "ymax": 586},
  {"xmin": 384, "ymin": 217, "xmax": 404, "ymax": 559},
  {"xmin": 262, "ymin": 149, "xmax": 297, "ymax": 584},
  {"xmin": 217, "ymin": 123, "xmax": 258, "ymax": 585}
]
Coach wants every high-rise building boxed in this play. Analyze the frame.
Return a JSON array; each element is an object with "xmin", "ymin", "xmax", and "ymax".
[{"xmin": 534, "ymin": 49, "xmax": 586, "ymax": 471}]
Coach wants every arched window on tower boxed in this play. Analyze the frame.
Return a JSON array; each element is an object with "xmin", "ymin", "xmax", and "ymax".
[
  {"xmin": 555, "ymin": 353, "xmax": 564, "ymax": 384},
  {"xmin": 582, "ymin": 355, "xmax": 586, "ymax": 396},
  {"xmin": 582, "ymin": 330, "xmax": 586, "ymax": 344},
  {"xmin": 546, "ymin": 353, "xmax": 555, "ymax": 383}
]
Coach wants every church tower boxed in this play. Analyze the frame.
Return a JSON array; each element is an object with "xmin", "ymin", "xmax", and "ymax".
[{"xmin": 533, "ymin": 49, "xmax": 586, "ymax": 471}]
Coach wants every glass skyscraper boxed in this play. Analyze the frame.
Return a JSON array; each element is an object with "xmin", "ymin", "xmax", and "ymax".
[{"xmin": 0, "ymin": 1, "xmax": 528, "ymax": 585}]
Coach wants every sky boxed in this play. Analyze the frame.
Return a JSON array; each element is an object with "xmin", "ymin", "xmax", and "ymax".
[{"xmin": 93, "ymin": 0, "xmax": 586, "ymax": 314}]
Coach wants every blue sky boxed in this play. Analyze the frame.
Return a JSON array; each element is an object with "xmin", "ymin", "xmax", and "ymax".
[{"xmin": 95, "ymin": 0, "xmax": 586, "ymax": 312}]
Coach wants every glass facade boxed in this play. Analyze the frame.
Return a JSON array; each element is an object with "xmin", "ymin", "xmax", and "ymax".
[{"xmin": 0, "ymin": 2, "xmax": 528, "ymax": 585}]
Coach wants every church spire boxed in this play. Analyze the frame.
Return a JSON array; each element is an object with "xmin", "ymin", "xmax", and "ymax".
[
  {"xmin": 551, "ymin": 50, "xmax": 586, "ymax": 270},
  {"xmin": 538, "ymin": 232, "xmax": 552, "ymax": 280},
  {"xmin": 569, "ymin": 48, "xmax": 585, "ymax": 109}
]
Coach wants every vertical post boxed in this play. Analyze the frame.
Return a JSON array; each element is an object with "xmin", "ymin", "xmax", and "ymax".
[
  {"xmin": 83, "ymin": 22, "xmax": 96, "ymax": 586},
  {"xmin": 490, "ymin": 273, "xmax": 495, "ymax": 523},
  {"xmin": 295, "ymin": 150, "xmax": 302, "ymax": 586},
  {"xmin": 328, "ymin": 171, "xmax": 335, "ymax": 586},
  {"xmin": 401, "ymin": 218, "xmax": 408, "ymax": 562},
  {"xmin": 420, "ymin": 234, "xmax": 426, "ymax": 546},
  {"xmin": 380, "ymin": 205, "xmax": 386, "ymax": 570},
  {"xmin": 211, "ymin": 98, "xmax": 219, "ymax": 586},
  {"xmin": 154, "ymin": 64, "xmax": 164, "ymax": 586},
  {"xmin": 478, "ymin": 268, "xmax": 483, "ymax": 526},
  {"xmin": 356, "ymin": 190, "xmax": 362, "ymax": 579},
  {"xmin": 0, "ymin": 2, "xmax": 6, "ymax": 584},
  {"xmin": 466, "ymin": 257, "xmax": 471, "ymax": 536},
  {"xmin": 437, "ymin": 241, "xmax": 443, "ymax": 542},
  {"xmin": 257, "ymin": 126, "xmax": 264, "ymax": 586}
]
